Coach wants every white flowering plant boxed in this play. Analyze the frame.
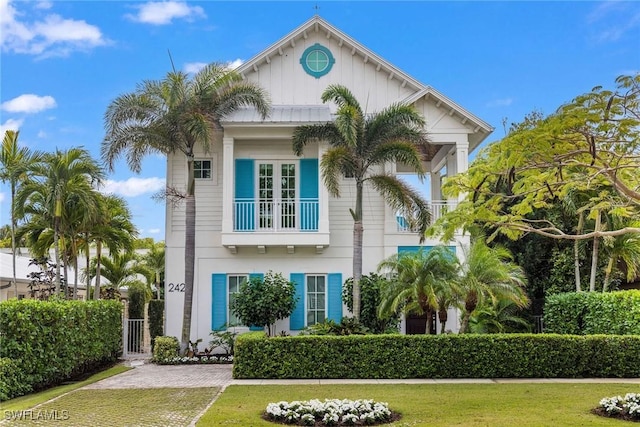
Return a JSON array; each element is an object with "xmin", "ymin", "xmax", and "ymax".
[
  {"xmin": 596, "ymin": 393, "xmax": 640, "ymax": 420},
  {"xmin": 264, "ymin": 399, "xmax": 396, "ymax": 426}
]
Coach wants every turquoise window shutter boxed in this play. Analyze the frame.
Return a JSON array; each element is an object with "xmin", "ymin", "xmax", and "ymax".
[
  {"xmin": 211, "ymin": 274, "xmax": 227, "ymax": 331},
  {"xmin": 248, "ymin": 273, "xmax": 264, "ymax": 331},
  {"xmin": 235, "ymin": 159, "xmax": 255, "ymax": 231},
  {"xmin": 299, "ymin": 159, "xmax": 319, "ymax": 231},
  {"xmin": 327, "ymin": 273, "xmax": 343, "ymax": 323},
  {"xmin": 289, "ymin": 273, "xmax": 305, "ymax": 330}
]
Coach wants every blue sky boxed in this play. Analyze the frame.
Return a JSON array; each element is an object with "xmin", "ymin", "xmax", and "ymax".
[{"xmin": 1, "ymin": 0, "xmax": 639, "ymax": 240}]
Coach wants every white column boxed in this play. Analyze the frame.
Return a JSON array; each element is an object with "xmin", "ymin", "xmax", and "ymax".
[
  {"xmin": 455, "ymin": 139, "xmax": 469, "ymax": 203},
  {"xmin": 221, "ymin": 136, "xmax": 235, "ymax": 234},
  {"xmin": 430, "ymin": 169, "xmax": 442, "ymax": 201},
  {"xmin": 318, "ymin": 141, "xmax": 330, "ymax": 233}
]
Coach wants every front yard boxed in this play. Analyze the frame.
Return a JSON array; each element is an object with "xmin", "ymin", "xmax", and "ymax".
[{"xmin": 198, "ymin": 383, "xmax": 638, "ymax": 426}]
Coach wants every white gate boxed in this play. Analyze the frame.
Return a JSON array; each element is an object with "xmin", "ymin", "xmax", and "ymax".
[{"xmin": 123, "ymin": 318, "xmax": 150, "ymax": 357}]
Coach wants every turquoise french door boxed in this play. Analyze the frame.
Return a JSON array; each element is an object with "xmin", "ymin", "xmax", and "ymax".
[{"xmin": 258, "ymin": 162, "xmax": 296, "ymax": 230}]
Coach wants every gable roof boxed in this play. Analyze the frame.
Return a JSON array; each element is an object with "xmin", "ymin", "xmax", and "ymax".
[{"xmin": 236, "ymin": 15, "xmax": 493, "ymax": 150}]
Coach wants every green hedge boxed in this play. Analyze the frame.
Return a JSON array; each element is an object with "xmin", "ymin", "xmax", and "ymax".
[
  {"xmin": 148, "ymin": 300, "xmax": 164, "ymax": 349},
  {"xmin": 0, "ymin": 299, "xmax": 122, "ymax": 400},
  {"xmin": 0, "ymin": 358, "xmax": 29, "ymax": 401},
  {"xmin": 544, "ymin": 291, "xmax": 640, "ymax": 335},
  {"xmin": 152, "ymin": 336, "xmax": 179, "ymax": 364},
  {"xmin": 233, "ymin": 332, "xmax": 640, "ymax": 379}
]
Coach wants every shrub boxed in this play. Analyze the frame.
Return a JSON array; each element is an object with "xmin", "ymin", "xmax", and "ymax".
[
  {"xmin": 148, "ymin": 300, "xmax": 164, "ymax": 349},
  {"xmin": 544, "ymin": 290, "xmax": 640, "ymax": 334},
  {"xmin": 0, "ymin": 299, "xmax": 122, "ymax": 400},
  {"xmin": 0, "ymin": 358, "xmax": 30, "ymax": 401},
  {"xmin": 233, "ymin": 332, "xmax": 640, "ymax": 379},
  {"xmin": 127, "ymin": 282, "xmax": 147, "ymax": 319},
  {"xmin": 343, "ymin": 274, "xmax": 400, "ymax": 333},
  {"xmin": 152, "ymin": 336, "xmax": 179, "ymax": 363},
  {"xmin": 595, "ymin": 393, "xmax": 640, "ymax": 421},
  {"xmin": 302, "ymin": 318, "xmax": 370, "ymax": 336},
  {"xmin": 231, "ymin": 271, "xmax": 297, "ymax": 335},
  {"xmin": 265, "ymin": 399, "xmax": 395, "ymax": 426}
]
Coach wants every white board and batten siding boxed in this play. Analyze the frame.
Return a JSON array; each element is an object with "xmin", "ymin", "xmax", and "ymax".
[{"xmin": 163, "ymin": 16, "xmax": 491, "ymax": 340}]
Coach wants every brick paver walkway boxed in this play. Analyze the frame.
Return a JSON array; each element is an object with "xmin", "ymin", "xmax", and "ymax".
[{"xmin": 83, "ymin": 363, "xmax": 233, "ymax": 389}]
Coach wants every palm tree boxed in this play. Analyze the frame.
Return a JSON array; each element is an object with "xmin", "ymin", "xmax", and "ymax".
[
  {"xmin": 468, "ymin": 299, "xmax": 532, "ymax": 334},
  {"xmin": 378, "ymin": 247, "xmax": 459, "ymax": 334},
  {"xmin": 101, "ymin": 63, "xmax": 270, "ymax": 350},
  {"xmin": 140, "ymin": 241, "xmax": 165, "ymax": 299},
  {"xmin": 85, "ymin": 194, "xmax": 137, "ymax": 300},
  {"xmin": 87, "ymin": 250, "xmax": 147, "ymax": 291},
  {"xmin": 15, "ymin": 147, "xmax": 103, "ymax": 293},
  {"xmin": 0, "ymin": 130, "xmax": 43, "ymax": 297},
  {"xmin": 458, "ymin": 240, "xmax": 529, "ymax": 333},
  {"xmin": 293, "ymin": 85, "xmax": 431, "ymax": 319},
  {"xmin": 602, "ymin": 218, "xmax": 640, "ymax": 292}
]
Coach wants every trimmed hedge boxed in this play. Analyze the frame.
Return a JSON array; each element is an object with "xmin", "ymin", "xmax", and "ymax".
[
  {"xmin": 0, "ymin": 358, "xmax": 29, "ymax": 401},
  {"xmin": 544, "ymin": 291, "xmax": 640, "ymax": 335},
  {"xmin": 0, "ymin": 299, "xmax": 122, "ymax": 400},
  {"xmin": 148, "ymin": 300, "xmax": 164, "ymax": 349},
  {"xmin": 233, "ymin": 332, "xmax": 640, "ymax": 379},
  {"xmin": 152, "ymin": 336, "xmax": 179, "ymax": 363}
]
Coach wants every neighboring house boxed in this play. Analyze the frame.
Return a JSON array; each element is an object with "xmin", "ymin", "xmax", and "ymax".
[
  {"xmin": 0, "ymin": 251, "xmax": 82, "ymax": 300},
  {"xmin": 164, "ymin": 16, "xmax": 492, "ymax": 339}
]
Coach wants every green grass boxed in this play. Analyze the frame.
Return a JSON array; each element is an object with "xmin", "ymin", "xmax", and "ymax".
[
  {"xmin": 1, "ymin": 364, "xmax": 131, "ymax": 412},
  {"xmin": 2, "ymin": 388, "xmax": 218, "ymax": 426},
  {"xmin": 198, "ymin": 383, "xmax": 638, "ymax": 426}
]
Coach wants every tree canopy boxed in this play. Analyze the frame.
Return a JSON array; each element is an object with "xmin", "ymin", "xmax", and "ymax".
[{"xmin": 429, "ymin": 74, "xmax": 640, "ymax": 243}]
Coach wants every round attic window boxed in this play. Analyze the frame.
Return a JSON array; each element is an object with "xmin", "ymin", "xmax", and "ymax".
[{"xmin": 300, "ymin": 43, "xmax": 335, "ymax": 78}]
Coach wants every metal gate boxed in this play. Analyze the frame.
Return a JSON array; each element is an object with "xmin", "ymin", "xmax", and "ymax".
[{"xmin": 123, "ymin": 318, "xmax": 150, "ymax": 357}]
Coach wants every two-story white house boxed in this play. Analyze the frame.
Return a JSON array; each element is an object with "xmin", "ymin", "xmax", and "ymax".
[{"xmin": 164, "ymin": 16, "xmax": 492, "ymax": 340}]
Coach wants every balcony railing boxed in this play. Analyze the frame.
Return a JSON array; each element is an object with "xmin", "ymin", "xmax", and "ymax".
[
  {"xmin": 396, "ymin": 200, "xmax": 457, "ymax": 232},
  {"xmin": 234, "ymin": 198, "xmax": 319, "ymax": 232}
]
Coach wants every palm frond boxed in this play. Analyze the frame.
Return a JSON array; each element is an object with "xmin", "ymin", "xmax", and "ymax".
[
  {"xmin": 292, "ymin": 123, "xmax": 342, "ymax": 155},
  {"xmin": 320, "ymin": 146, "xmax": 353, "ymax": 196},
  {"xmin": 366, "ymin": 141, "xmax": 425, "ymax": 177},
  {"xmin": 321, "ymin": 84, "xmax": 362, "ymax": 116}
]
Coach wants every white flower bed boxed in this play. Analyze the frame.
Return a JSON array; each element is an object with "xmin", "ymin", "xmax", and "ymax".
[
  {"xmin": 599, "ymin": 393, "xmax": 640, "ymax": 419},
  {"xmin": 265, "ymin": 399, "xmax": 393, "ymax": 426}
]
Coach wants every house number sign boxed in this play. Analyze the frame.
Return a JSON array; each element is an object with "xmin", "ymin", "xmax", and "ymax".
[{"xmin": 168, "ymin": 283, "xmax": 185, "ymax": 292}]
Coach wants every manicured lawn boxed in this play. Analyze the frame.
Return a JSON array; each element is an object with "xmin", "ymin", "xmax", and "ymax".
[
  {"xmin": 2, "ymin": 364, "xmax": 131, "ymax": 412},
  {"xmin": 197, "ymin": 383, "xmax": 637, "ymax": 426},
  {"xmin": 3, "ymin": 388, "xmax": 218, "ymax": 426}
]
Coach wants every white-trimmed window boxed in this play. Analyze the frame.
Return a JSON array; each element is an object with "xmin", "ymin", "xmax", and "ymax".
[
  {"xmin": 228, "ymin": 275, "xmax": 248, "ymax": 326},
  {"xmin": 194, "ymin": 159, "xmax": 212, "ymax": 179},
  {"xmin": 306, "ymin": 275, "xmax": 326, "ymax": 326}
]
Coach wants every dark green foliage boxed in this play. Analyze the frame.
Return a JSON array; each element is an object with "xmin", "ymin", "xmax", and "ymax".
[
  {"xmin": 233, "ymin": 332, "xmax": 640, "ymax": 379},
  {"xmin": 152, "ymin": 336, "xmax": 179, "ymax": 363},
  {"xmin": 342, "ymin": 274, "xmax": 399, "ymax": 333},
  {"xmin": 127, "ymin": 283, "xmax": 147, "ymax": 319},
  {"xmin": 209, "ymin": 330, "xmax": 239, "ymax": 355},
  {"xmin": 544, "ymin": 290, "xmax": 640, "ymax": 335},
  {"xmin": 0, "ymin": 299, "xmax": 122, "ymax": 400},
  {"xmin": 302, "ymin": 318, "xmax": 371, "ymax": 336},
  {"xmin": 0, "ymin": 358, "xmax": 29, "ymax": 401},
  {"xmin": 230, "ymin": 271, "xmax": 297, "ymax": 335},
  {"xmin": 148, "ymin": 300, "xmax": 164, "ymax": 349}
]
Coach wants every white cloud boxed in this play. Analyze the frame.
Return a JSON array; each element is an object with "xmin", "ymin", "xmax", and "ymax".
[
  {"xmin": 486, "ymin": 98, "xmax": 513, "ymax": 107},
  {"xmin": 587, "ymin": 2, "xmax": 640, "ymax": 43},
  {"xmin": 127, "ymin": 1, "xmax": 206, "ymax": 25},
  {"xmin": 34, "ymin": 1, "xmax": 52, "ymax": 10},
  {"xmin": 0, "ymin": 0, "xmax": 107, "ymax": 57},
  {"xmin": 37, "ymin": 130, "xmax": 47, "ymax": 138},
  {"xmin": 0, "ymin": 192, "xmax": 6, "ymax": 203},
  {"xmin": 0, "ymin": 118, "xmax": 24, "ymax": 134},
  {"xmin": 184, "ymin": 62, "xmax": 207, "ymax": 74},
  {"xmin": 99, "ymin": 177, "xmax": 166, "ymax": 198},
  {"xmin": 227, "ymin": 58, "xmax": 243, "ymax": 70},
  {"xmin": 1, "ymin": 94, "xmax": 56, "ymax": 113},
  {"xmin": 147, "ymin": 228, "xmax": 161, "ymax": 234}
]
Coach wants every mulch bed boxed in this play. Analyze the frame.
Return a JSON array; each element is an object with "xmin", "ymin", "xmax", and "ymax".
[{"xmin": 591, "ymin": 408, "xmax": 640, "ymax": 423}]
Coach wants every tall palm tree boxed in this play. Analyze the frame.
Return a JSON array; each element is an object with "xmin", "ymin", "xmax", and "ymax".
[
  {"xmin": 0, "ymin": 130, "xmax": 43, "ymax": 297},
  {"xmin": 293, "ymin": 85, "xmax": 431, "ymax": 319},
  {"xmin": 377, "ymin": 247, "xmax": 459, "ymax": 334},
  {"xmin": 85, "ymin": 193, "xmax": 137, "ymax": 300},
  {"xmin": 101, "ymin": 63, "xmax": 270, "ymax": 350},
  {"xmin": 87, "ymin": 250, "xmax": 147, "ymax": 290},
  {"xmin": 458, "ymin": 240, "xmax": 529, "ymax": 333},
  {"xmin": 15, "ymin": 147, "xmax": 104, "ymax": 293},
  {"xmin": 468, "ymin": 299, "xmax": 532, "ymax": 334}
]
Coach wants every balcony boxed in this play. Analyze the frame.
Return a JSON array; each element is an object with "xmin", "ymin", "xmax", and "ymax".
[
  {"xmin": 222, "ymin": 198, "xmax": 330, "ymax": 250},
  {"xmin": 396, "ymin": 200, "xmax": 457, "ymax": 232}
]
